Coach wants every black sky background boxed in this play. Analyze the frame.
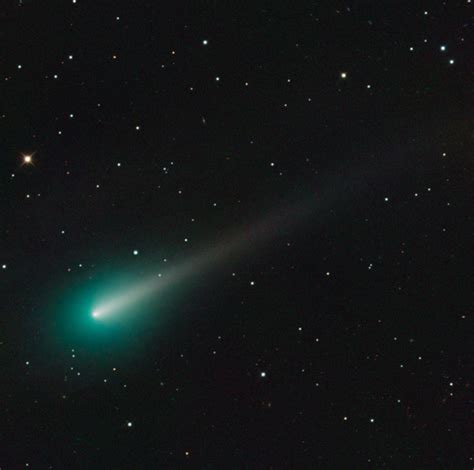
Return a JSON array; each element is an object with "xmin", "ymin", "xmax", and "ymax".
[{"xmin": 1, "ymin": 0, "xmax": 473, "ymax": 467}]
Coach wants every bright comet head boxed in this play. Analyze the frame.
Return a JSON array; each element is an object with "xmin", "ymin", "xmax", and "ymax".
[{"xmin": 92, "ymin": 310, "xmax": 100, "ymax": 318}]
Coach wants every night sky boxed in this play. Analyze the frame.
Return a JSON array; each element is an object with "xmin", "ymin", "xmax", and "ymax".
[{"xmin": 2, "ymin": 1, "xmax": 473, "ymax": 467}]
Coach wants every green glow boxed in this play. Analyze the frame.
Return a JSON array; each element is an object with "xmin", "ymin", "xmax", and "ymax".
[{"xmin": 48, "ymin": 266, "xmax": 179, "ymax": 358}]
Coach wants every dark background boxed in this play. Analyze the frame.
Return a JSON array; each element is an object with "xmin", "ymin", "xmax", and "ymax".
[{"xmin": 1, "ymin": 0, "xmax": 473, "ymax": 467}]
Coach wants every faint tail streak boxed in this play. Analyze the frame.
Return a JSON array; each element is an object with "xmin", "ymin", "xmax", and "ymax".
[{"xmin": 91, "ymin": 165, "xmax": 385, "ymax": 320}]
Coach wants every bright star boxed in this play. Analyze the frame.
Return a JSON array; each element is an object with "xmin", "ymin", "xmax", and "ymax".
[{"xmin": 22, "ymin": 153, "xmax": 34, "ymax": 165}]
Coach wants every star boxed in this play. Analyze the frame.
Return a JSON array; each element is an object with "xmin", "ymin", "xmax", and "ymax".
[{"xmin": 22, "ymin": 153, "xmax": 34, "ymax": 165}]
